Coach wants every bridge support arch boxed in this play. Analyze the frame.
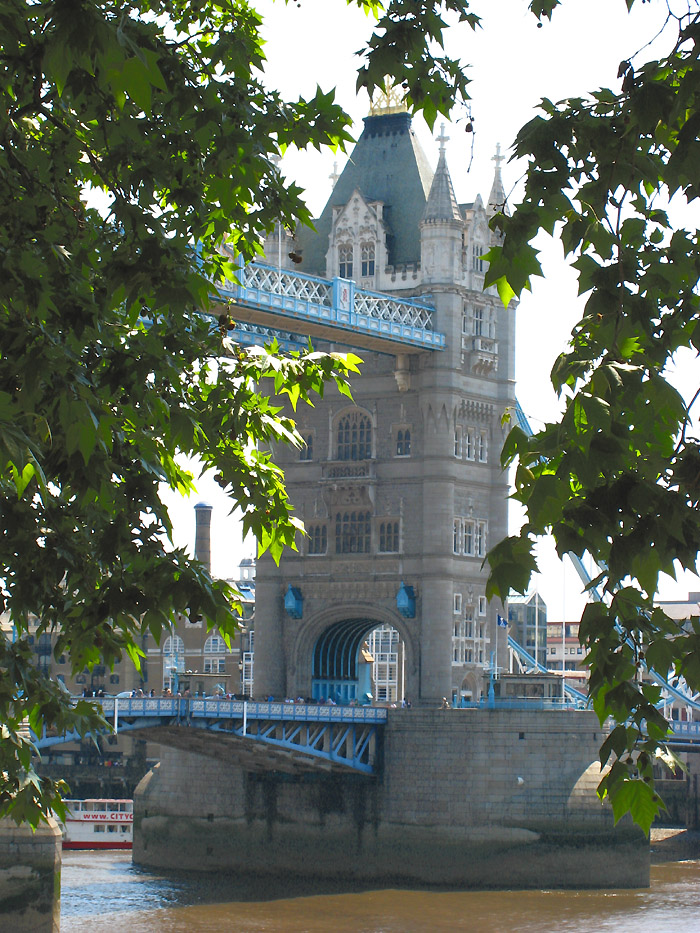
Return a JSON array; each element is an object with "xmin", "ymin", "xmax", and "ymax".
[
  {"xmin": 259, "ymin": 601, "xmax": 418, "ymax": 703},
  {"xmin": 291, "ymin": 606, "xmax": 418, "ymax": 704}
]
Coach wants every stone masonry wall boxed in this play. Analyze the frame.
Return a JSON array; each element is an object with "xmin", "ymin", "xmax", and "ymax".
[
  {"xmin": 0, "ymin": 816, "xmax": 61, "ymax": 933},
  {"xmin": 134, "ymin": 709, "xmax": 649, "ymax": 889}
]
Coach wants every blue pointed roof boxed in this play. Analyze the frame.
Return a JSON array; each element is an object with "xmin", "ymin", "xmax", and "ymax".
[
  {"xmin": 297, "ymin": 112, "xmax": 434, "ymax": 274},
  {"xmin": 422, "ymin": 150, "xmax": 461, "ymax": 224}
]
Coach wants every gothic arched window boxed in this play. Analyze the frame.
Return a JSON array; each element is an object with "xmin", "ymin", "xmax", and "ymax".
[
  {"xmin": 336, "ymin": 410, "xmax": 372, "ymax": 461},
  {"xmin": 308, "ymin": 524, "xmax": 327, "ymax": 555},
  {"xmin": 361, "ymin": 242, "xmax": 375, "ymax": 277},
  {"xmin": 335, "ymin": 511, "xmax": 371, "ymax": 553},
  {"xmin": 299, "ymin": 433, "xmax": 313, "ymax": 461},
  {"xmin": 396, "ymin": 429, "xmax": 411, "ymax": 457},
  {"xmin": 339, "ymin": 244, "xmax": 353, "ymax": 279},
  {"xmin": 379, "ymin": 521, "xmax": 399, "ymax": 553}
]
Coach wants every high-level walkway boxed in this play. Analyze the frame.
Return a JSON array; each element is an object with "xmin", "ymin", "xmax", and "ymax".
[{"xmin": 216, "ymin": 260, "xmax": 445, "ymax": 355}]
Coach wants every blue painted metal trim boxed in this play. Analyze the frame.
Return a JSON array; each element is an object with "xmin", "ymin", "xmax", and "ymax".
[
  {"xmin": 199, "ymin": 712, "xmax": 381, "ymax": 773},
  {"xmin": 218, "ymin": 261, "xmax": 445, "ymax": 352},
  {"xmin": 36, "ymin": 699, "xmax": 388, "ymax": 774}
]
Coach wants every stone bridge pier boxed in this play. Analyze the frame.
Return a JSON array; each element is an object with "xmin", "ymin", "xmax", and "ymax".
[{"xmin": 134, "ymin": 709, "xmax": 648, "ymax": 889}]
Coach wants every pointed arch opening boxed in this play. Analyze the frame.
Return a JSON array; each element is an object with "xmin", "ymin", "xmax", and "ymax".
[{"xmin": 312, "ymin": 619, "xmax": 405, "ymax": 704}]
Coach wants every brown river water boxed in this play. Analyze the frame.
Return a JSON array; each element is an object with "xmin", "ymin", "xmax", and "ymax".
[{"xmin": 60, "ymin": 848, "xmax": 700, "ymax": 933}]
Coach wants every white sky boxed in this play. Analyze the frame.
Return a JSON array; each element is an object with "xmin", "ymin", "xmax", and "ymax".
[{"xmin": 163, "ymin": 0, "xmax": 700, "ymax": 620}]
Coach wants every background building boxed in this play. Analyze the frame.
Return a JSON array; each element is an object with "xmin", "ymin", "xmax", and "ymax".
[
  {"xmin": 508, "ymin": 592, "xmax": 548, "ymax": 671},
  {"xmin": 545, "ymin": 620, "xmax": 588, "ymax": 693}
]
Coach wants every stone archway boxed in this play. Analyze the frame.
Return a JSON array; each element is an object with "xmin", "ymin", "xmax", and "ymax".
[
  {"xmin": 459, "ymin": 670, "xmax": 482, "ymax": 705},
  {"xmin": 290, "ymin": 606, "xmax": 417, "ymax": 704},
  {"xmin": 311, "ymin": 617, "xmax": 380, "ymax": 703}
]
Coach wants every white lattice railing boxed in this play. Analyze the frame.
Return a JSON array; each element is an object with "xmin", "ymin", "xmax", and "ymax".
[
  {"xmin": 244, "ymin": 264, "xmax": 333, "ymax": 307},
  {"xmin": 240, "ymin": 263, "xmax": 436, "ymax": 332},
  {"xmin": 353, "ymin": 291, "xmax": 434, "ymax": 329}
]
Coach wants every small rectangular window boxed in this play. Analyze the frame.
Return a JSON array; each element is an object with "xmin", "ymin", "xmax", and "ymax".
[
  {"xmin": 339, "ymin": 244, "xmax": 353, "ymax": 279},
  {"xmin": 454, "ymin": 594, "xmax": 462, "ymax": 614},
  {"xmin": 465, "ymin": 429, "xmax": 474, "ymax": 460},
  {"xmin": 396, "ymin": 427, "xmax": 411, "ymax": 456},
  {"xmin": 475, "ymin": 521, "xmax": 487, "ymax": 557},
  {"xmin": 308, "ymin": 525, "xmax": 328, "ymax": 556},
  {"xmin": 478, "ymin": 596, "xmax": 487, "ymax": 616},
  {"xmin": 453, "ymin": 518, "xmax": 462, "ymax": 555},
  {"xmin": 379, "ymin": 521, "xmax": 399, "ymax": 553},
  {"xmin": 465, "ymin": 521, "xmax": 474, "ymax": 555},
  {"xmin": 299, "ymin": 434, "xmax": 313, "ymax": 461}
]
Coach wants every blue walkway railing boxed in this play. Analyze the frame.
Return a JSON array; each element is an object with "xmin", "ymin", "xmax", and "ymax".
[
  {"xmin": 36, "ymin": 697, "xmax": 387, "ymax": 775},
  {"xmin": 217, "ymin": 261, "xmax": 445, "ymax": 353}
]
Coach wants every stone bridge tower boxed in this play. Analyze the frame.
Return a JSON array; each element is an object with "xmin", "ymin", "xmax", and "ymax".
[{"xmin": 253, "ymin": 103, "xmax": 515, "ymax": 706}]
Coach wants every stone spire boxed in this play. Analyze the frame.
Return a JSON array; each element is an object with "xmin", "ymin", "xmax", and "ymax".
[
  {"xmin": 421, "ymin": 124, "xmax": 461, "ymax": 224},
  {"xmin": 487, "ymin": 142, "xmax": 508, "ymax": 216},
  {"xmin": 329, "ymin": 160, "xmax": 340, "ymax": 189}
]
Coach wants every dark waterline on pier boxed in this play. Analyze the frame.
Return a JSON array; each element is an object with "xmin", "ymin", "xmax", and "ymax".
[{"xmin": 60, "ymin": 850, "xmax": 700, "ymax": 933}]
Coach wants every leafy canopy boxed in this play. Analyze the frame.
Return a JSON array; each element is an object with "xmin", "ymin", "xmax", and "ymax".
[
  {"xmin": 0, "ymin": 0, "xmax": 474, "ymax": 825},
  {"xmin": 4, "ymin": 0, "xmax": 696, "ymax": 838},
  {"xmin": 486, "ymin": 0, "xmax": 700, "ymax": 834}
]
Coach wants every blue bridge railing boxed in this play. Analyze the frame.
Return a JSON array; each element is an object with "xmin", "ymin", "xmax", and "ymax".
[
  {"xmin": 36, "ymin": 698, "xmax": 388, "ymax": 775},
  {"xmin": 217, "ymin": 261, "xmax": 445, "ymax": 353}
]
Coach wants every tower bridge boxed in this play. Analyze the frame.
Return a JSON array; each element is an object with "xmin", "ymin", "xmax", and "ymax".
[{"xmin": 128, "ymin": 104, "xmax": 651, "ymax": 889}]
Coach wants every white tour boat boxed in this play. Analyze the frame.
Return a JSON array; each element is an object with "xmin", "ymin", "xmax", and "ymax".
[{"xmin": 60, "ymin": 799, "xmax": 133, "ymax": 850}]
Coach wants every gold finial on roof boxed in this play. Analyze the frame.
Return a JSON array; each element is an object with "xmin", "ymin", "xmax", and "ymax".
[{"xmin": 369, "ymin": 78, "xmax": 408, "ymax": 116}]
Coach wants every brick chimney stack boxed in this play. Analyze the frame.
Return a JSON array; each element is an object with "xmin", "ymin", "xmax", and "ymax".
[{"xmin": 194, "ymin": 501, "xmax": 213, "ymax": 574}]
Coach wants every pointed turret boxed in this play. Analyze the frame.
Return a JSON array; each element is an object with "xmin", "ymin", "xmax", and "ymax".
[
  {"xmin": 422, "ymin": 125, "xmax": 462, "ymax": 224},
  {"xmin": 487, "ymin": 143, "xmax": 508, "ymax": 217},
  {"xmin": 297, "ymin": 109, "xmax": 434, "ymax": 275}
]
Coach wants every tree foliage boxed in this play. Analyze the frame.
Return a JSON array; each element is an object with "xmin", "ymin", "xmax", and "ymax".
[
  {"xmin": 4, "ymin": 0, "xmax": 697, "ymax": 837},
  {"xmin": 0, "ymin": 0, "xmax": 473, "ymax": 826},
  {"xmin": 486, "ymin": 1, "xmax": 700, "ymax": 833}
]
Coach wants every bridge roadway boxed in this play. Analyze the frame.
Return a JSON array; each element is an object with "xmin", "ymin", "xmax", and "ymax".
[
  {"xmin": 35, "ymin": 693, "xmax": 700, "ymax": 782},
  {"xmin": 36, "ymin": 698, "xmax": 387, "ymax": 777}
]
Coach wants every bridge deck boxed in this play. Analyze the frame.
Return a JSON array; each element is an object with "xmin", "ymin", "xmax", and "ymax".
[{"xmin": 37, "ymin": 698, "xmax": 388, "ymax": 776}]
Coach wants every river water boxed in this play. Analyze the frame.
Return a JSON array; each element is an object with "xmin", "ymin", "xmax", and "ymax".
[{"xmin": 60, "ymin": 849, "xmax": 700, "ymax": 933}]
